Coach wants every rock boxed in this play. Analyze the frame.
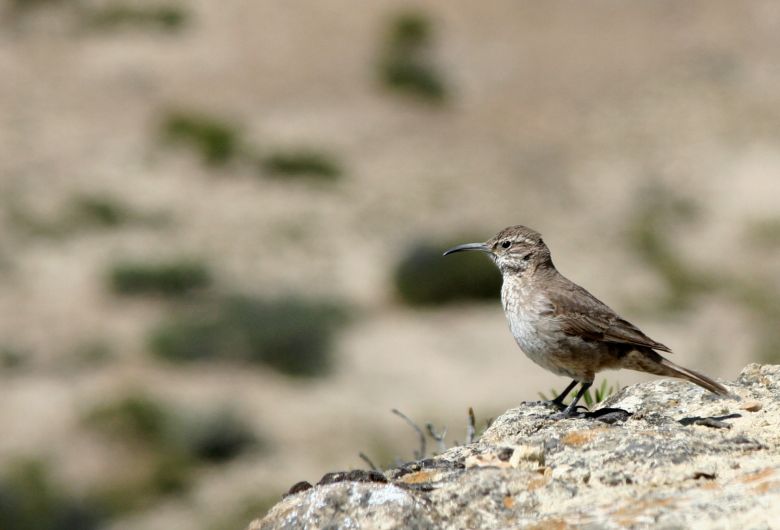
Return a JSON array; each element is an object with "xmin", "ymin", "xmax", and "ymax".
[
  {"xmin": 251, "ymin": 481, "xmax": 436, "ymax": 529},
  {"xmin": 740, "ymin": 400, "xmax": 763, "ymax": 412},
  {"xmin": 250, "ymin": 364, "xmax": 780, "ymax": 529}
]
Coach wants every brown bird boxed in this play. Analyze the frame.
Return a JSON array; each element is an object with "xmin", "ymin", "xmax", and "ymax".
[{"xmin": 443, "ymin": 225, "xmax": 729, "ymax": 418}]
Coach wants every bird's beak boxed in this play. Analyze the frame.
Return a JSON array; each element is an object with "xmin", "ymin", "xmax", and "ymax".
[{"xmin": 442, "ymin": 242, "xmax": 491, "ymax": 256}]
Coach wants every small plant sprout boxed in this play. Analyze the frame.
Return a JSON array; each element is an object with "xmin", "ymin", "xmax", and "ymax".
[{"xmin": 539, "ymin": 379, "xmax": 620, "ymax": 409}]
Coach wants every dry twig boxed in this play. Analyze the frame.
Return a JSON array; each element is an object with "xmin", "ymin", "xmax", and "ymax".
[{"xmin": 392, "ymin": 408, "xmax": 426, "ymax": 459}]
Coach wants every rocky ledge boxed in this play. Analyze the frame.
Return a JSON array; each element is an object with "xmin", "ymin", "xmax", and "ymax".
[{"xmin": 251, "ymin": 364, "xmax": 780, "ymax": 529}]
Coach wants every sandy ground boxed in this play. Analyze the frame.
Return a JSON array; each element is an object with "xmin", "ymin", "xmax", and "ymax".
[{"xmin": 1, "ymin": 1, "xmax": 780, "ymax": 529}]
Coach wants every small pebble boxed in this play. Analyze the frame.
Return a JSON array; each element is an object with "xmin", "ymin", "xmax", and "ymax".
[
  {"xmin": 739, "ymin": 401, "xmax": 762, "ymax": 412},
  {"xmin": 286, "ymin": 481, "xmax": 313, "ymax": 496}
]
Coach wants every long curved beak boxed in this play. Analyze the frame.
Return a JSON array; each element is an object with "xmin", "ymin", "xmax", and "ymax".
[{"xmin": 442, "ymin": 242, "xmax": 491, "ymax": 256}]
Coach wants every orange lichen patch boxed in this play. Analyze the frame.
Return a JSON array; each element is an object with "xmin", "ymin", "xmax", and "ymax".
[
  {"xmin": 752, "ymin": 480, "xmax": 780, "ymax": 494},
  {"xmin": 561, "ymin": 428, "xmax": 608, "ymax": 447},
  {"xmin": 526, "ymin": 518, "xmax": 569, "ymax": 530},
  {"xmin": 503, "ymin": 495, "xmax": 515, "ymax": 509},
  {"xmin": 739, "ymin": 400, "xmax": 762, "ymax": 412},
  {"xmin": 398, "ymin": 469, "xmax": 440, "ymax": 484},
  {"xmin": 738, "ymin": 468, "xmax": 774, "ymax": 484}
]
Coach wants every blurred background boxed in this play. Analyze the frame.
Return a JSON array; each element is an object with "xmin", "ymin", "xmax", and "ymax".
[{"xmin": 2, "ymin": 0, "xmax": 780, "ymax": 528}]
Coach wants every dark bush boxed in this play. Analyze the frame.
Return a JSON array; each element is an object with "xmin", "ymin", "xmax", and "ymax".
[
  {"xmin": 394, "ymin": 239, "xmax": 501, "ymax": 306},
  {"xmin": 68, "ymin": 194, "xmax": 130, "ymax": 228},
  {"xmin": 147, "ymin": 313, "xmax": 223, "ymax": 362},
  {"xmin": 146, "ymin": 453, "xmax": 192, "ymax": 496},
  {"xmin": 86, "ymin": 4, "xmax": 188, "ymax": 32},
  {"xmin": 380, "ymin": 59, "xmax": 447, "ymax": 102},
  {"xmin": 87, "ymin": 394, "xmax": 258, "ymax": 464},
  {"xmin": 109, "ymin": 259, "xmax": 211, "ymax": 297},
  {"xmin": 0, "ymin": 459, "xmax": 103, "ymax": 530},
  {"xmin": 184, "ymin": 409, "xmax": 258, "ymax": 463},
  {"xmin": 161, "ymin": 112, "xmax": 240, "ymax": 166},
  {"xmin": 378, "ymin": 11, "xmax": 448, "ymax": 103},
  {"xmin": 0, "ymin": 346, "xmax": 27, "ymax": 370},
  {"xmin": 261, "ymin": 149, "xmax": 342, "ymax": 180},
  {"xmin": 84, "ymin": 393, "xmax": 258, "ymax": 514},
  {"xmin": 390, "ymin": 12, "xmax": 432, "ymax": 49},
  {"xmin": 148, "ymin": 295, "xmax": 347, "ymax": 377},
  {"xmin": 223, "ymin": 296, "xmax": 346, "ymax": 375},
  {"xmin": 7, "ymin": 193, "xmax": 162, "ymax": 239},
  {"xmin": 85, "ymin": 393, "xmax": 169, "ymax": 447}
]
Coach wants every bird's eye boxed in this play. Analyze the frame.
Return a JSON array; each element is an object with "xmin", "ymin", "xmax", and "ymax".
[{"xmin": 501, "ymin": 240, "xmax": 511, "ymax": 249}]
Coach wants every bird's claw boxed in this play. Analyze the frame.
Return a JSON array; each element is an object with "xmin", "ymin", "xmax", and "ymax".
[
  {"xmin": 550, "ymin": 406, "xmax": 631, "ymax": 422},
  {"xmin": 540, "ymin": 399, "xmax": 567, "ymax": 411},
  {"xmin": 550, "ymin": 405, "xmax": 588, "ymax": 420}
]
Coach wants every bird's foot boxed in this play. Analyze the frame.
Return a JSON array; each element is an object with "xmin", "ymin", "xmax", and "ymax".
[
  {"xmin": 549, "ymin": 405, "xmax": 588, "ymax": 420},
  {"xmin": 584, "ymin": 407, "xmax": 632, "ymax": 423},
  {"xmin": 549, "ymin": 407, "xmax": 632, "ymax": 422}
]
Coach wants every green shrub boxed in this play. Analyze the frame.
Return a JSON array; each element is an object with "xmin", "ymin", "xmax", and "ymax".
[
  {"xmin": 148, "ymin": 313, "xmax": 223, "ymax": 362},
  {"xmin": 148, "ymin": 295, "xmax": 348, "ymax": 377},
  {"xmin": 0, "ymin": 346, "xmax": 28, "ymax": 370},
  {"xmin": 85, "ymin": 393, "xmax": 169, "ymax": 447},
  {"xmin": 67, "ymin": 194, "xmax": 131, "ymax": 228},
  {"xmin": 539, "ymin": 379, "xmax": 620, "ymax": 407},
  {"xmin": 394, "ymin": 239, "xmax": 501, "ymax": 306},
  {"xmin": 0, "ymin": 459, "xmax": 103, "ymax": 530},
  {"xmin": 222, "ymin": 296, "xmax": 346, "ymax": 375},
  {"xmin": 109, "ymin": 259, "xmax": 211, "ymax": 297},
  {"xmin": 261, "ymin": 149, "xmax": 342, "ymax": 180},
  {"xmin": 85, "ymin": 393, "xmax": 181, "ymax": 514},
  {"xmin": 85, "ymin": 393, "xmax": 258, "ymax": 464},
  {"xmin": 7, "ymin": 193, "xmax": 161, "ymax": 239},
  {"xmin": 380, "ymin": 60, "xmax": 447, "ymax": 102},
  {"xmin": 84, "ymin": 392, "xmax": 258, "ymax": 513},
  {"xmin": 378, "ymin": 11, "xmax": 447, "ymax": 103},
  {"xmin": 183, "ymin": 409, "xmax": 258, "ymax": 463},
  {"xmin": 86, "ymin": 4, "xmax": 188, "ymax": 32},
  {"xmin": 389, "ymin": 12, "xmax": 432, "ymax": 49},
  {"xmin": 146, "ymin": 453, "xmax": 192, "ymax": 496},
  {"xmin": 161, "ymin": 112, "xmax": 241, "ymax": 166}
]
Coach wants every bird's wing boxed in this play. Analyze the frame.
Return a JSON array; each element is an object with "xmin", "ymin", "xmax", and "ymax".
[{"xmin": 545, "ymin": 280, "xmax": 672, "ymax": 353}]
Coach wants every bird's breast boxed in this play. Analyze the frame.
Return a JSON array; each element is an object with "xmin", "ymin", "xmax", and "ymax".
[
  {"xmin": 501, "ymin": 280, "xmax": 556, "ymax": 355},
  {"xmin": 500, "ymin": 278, "xmax": 587, "ymax": 378},
  {"xmin": 499, "ymin": 275, "xmax": 612, "ymax": 380}
]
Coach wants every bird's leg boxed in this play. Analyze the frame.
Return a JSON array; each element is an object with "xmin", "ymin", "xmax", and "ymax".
[
  {"xmin": 552, "ymin": 382, "xmax": 592, "ymax": 419},
  {"xmin": 548, "ymin": 380, "xmax": 579, "ymax": 410}
]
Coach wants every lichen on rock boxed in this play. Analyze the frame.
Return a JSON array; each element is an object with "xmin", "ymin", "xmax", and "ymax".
[{"xmin": 251, "ymin": 364, "xmax": 780, "ymax": 529}]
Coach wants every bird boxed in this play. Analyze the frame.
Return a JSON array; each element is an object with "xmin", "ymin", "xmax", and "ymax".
[{"xmin": 443, "ymin": 225, "xmax": 730, "ymax": 418}]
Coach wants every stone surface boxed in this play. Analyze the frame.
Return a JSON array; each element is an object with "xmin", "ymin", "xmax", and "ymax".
[{"xmin": 251, "ymin": 364, "xmax": 780, "ymax": 529}]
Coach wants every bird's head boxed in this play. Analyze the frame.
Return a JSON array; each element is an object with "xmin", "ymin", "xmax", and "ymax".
[{"xmin": 443, "ymin": 225, "xmax": 552, "ymax": 275}]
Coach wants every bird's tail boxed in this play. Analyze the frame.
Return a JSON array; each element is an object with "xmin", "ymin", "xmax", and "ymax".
[{"xmin": 624, "ymin": 350, "xmax": 731, "ymax": 397}]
